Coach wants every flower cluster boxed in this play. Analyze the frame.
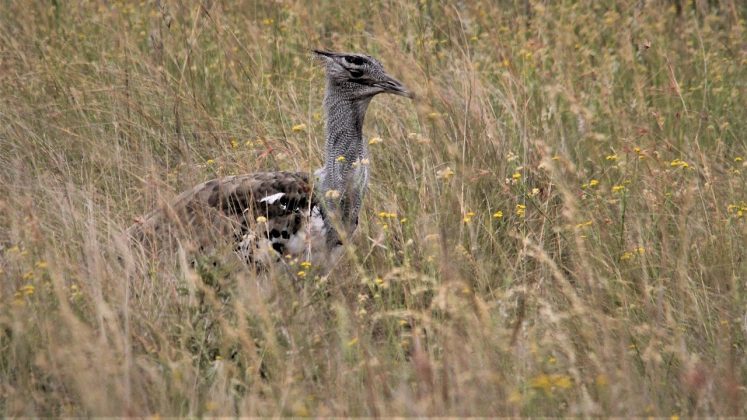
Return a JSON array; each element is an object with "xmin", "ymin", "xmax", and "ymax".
[
  {"xmin": 620, "ymin": 246, "xmax": 646, "ymax": 261},
  {"xmin": 727, "ymin": 202, "xmax": 747, "ymax": 219},
  {"xmin": 670, "ymin": 159, "xmax": 690, "ymax": 169}
]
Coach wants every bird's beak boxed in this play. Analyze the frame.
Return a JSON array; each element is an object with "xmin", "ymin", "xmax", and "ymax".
[
  {"xmin": 376, "ymin": 75, "xmax": 414, "ymax": 99},
  {"xmin": 312, "ymin": 49, "xmax": 335, "ymax": 59}
]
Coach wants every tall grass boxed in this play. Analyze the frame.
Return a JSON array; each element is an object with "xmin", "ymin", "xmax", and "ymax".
[{"xmin": 1, "ymin": 0, "xmax": 745, "ymax": 416}]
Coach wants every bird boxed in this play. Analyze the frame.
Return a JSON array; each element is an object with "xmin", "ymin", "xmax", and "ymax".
[{"xmin": 126, "ymin": 50, "xmax": 413, "ymax": 271}]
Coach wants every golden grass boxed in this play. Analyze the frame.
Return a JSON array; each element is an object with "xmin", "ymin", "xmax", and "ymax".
[{"xmin": 1, "ymin": 0, "xmax": 746, "ymax": 416}]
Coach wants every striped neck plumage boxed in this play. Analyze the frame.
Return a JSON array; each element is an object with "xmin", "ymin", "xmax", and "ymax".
[{"xmin": 317, "ymin": 81, "xmax": 371, "ymax": 245}]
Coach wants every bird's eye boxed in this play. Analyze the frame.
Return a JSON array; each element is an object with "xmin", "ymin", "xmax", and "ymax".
[
  {"xmin": 348, "ymin": 68, "xmax": 364, "ymax": 78},
  {"xmin": 344, "ymin": 56, "xmax": 368, "ymax": 66}
]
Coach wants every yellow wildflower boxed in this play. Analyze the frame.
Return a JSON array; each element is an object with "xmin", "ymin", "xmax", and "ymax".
[
  {"xmin": 297, "ymin": 270, "xmax": 306, "ymax": 278},
  {"xmin": 512, "ymin": 172, "xmax": 522, "ymax": 180},
  {"xmin": 256, "ymin": 216, "xmax": 267, "ymax": 223},
  {"xmin": 516, "ymin": 204, "xmax": 526, "ymax": 218},
  {"xmin": 670, "ymin": 159, "xmax": 689, "ymax": 169},
  {"xmin": 605, "ymin": 154, "xmax": 618, "ymax": 161},
  {"xmin": 727, "ymin": 202, "xmax": 747, "ymax": 218},
  {"xmin": 553, "ymin": 375, "xmax": 572, "ymax": 389},
  {"xmin": 492, "ymin": 210, "xmax": 504, "ymax": 219},
  {"xmin": 21, "ymin": 284, "xmax": 35, "ymax": 296},
  {"xmin": 589, "ymin": 179, "xmax": 599, "ymax": 187},
  {"xmin": 596, "ymin": 374, "xmax": 609, "ymax": 386},
  {"xmin": 463, "ymin": 211, "xmax": 476, "ymax": 223},
  {"xmin": 206, "ymin": 159, "xmax": 215, "ymax": 165},
  {"xmin": 530, "ymin": 373, "xmax": 573, "ymax": 393},
  {"xmin": 436, "ymin": 166, "xmax": 455, "ymax": 180},
  {"xmin": 291, "ymin": 123, "xmax": 306, "ymax": 132},
  {"xmin": 530, "ymin": 374, "xmax": 551, "ymax": 391},
  {"xmin": 611, "ymin": 185, "xmax": 625, "ymax": 193},
  {"xmin": 300, "ymin": 261, "xmax": 312, "ymax": 269},
  {"xmin": 508, "ymin": 390, "xmax": 522, "ymax": 403},
  {"xmin": 336, "ymin": 155, "xmax": 346, "ymax": 162},
  {"xmin": 575, "ymin": 220, "xmax": 593, "ymax": 228}
]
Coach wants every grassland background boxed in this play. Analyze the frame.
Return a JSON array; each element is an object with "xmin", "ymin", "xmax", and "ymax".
[{"xmin": 1, "ymin": 0, "xmax": 746, "ymax": 416}]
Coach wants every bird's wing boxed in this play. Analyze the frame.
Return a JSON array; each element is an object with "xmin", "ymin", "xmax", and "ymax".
[{"xmin": 127, "ymin": 171, "xmax": 315, "ymax": 256}]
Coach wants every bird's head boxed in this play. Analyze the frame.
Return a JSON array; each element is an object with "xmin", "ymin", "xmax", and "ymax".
[{"xmin": 313, "ymin": 49, "xmax": 413, "ymax": 100}]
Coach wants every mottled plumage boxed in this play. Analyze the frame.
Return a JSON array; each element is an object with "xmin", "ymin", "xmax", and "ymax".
[
  {"xmin": 127, "ymin": 50, "xmax": 412, "ymax": 270},
  {"xmin": 127, "ymin": 171, "xmax": 329, "ymax": 266}
]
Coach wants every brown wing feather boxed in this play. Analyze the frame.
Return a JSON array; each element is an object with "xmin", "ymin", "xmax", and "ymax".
[{"xmin": 127, "ymin": 171, "xmax": 315, "ymax": 256}]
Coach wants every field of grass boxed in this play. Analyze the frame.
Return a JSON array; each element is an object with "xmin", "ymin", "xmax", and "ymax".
[{"xmin": 1, "ymin": 0, "xmax": 746, "ymax": 416}]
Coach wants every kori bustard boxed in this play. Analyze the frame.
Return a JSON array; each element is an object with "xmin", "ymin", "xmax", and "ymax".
[{"xmin": 127, "ymin": 50, "xmax": 412, "ymax": 269}]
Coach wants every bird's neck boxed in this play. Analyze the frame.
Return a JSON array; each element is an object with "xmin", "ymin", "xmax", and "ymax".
[
  {"xmin": 318, "ymin": 84, "xmax": 371, "ymax": 242},
  {"xmin": 322, "ymin": 90, "xmax": 370, "ymax": 175}
]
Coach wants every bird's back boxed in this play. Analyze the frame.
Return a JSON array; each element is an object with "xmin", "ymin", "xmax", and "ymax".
[{"xmin": 127, "ymin": 171, "xmax": 326, "ymax": 267}]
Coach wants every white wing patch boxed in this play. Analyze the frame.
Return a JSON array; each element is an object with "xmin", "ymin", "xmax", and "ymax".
[{"xmin": 259, "ymin": 192, "xmax": 285, "ymax": 204}]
